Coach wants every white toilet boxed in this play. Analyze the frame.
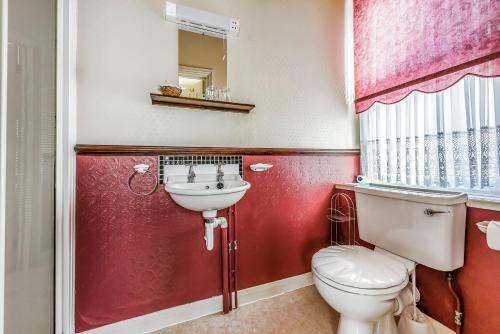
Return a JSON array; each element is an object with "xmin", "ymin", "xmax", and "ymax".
[{"xmin": 312, "ymin": 183, "xmax": 468, "ymax": 334}]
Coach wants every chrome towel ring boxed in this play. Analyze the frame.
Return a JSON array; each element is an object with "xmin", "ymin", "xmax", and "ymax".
[{"xmin": 127, "ymin": 163, "xmax": 158, "ymax": 196}]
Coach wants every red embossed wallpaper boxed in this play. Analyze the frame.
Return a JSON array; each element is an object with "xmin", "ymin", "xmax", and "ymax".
[
  {"xmin": 75, "ymin": 154, "xmax": 359, "ymax": 332},
  {"xmin": 76, "ymin": 156, "xmax": 223, "ymax": 331}
]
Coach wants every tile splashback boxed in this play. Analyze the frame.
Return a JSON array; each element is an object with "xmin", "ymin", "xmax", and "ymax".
[{"xmin": 159, "ymin": 155, "xmax": 243, "ymax": 184}]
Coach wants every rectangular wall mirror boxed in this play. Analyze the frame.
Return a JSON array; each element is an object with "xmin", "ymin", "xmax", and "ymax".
[{"xmin": 178, "ymin": 30, "xmax": 227, "ymax": 99}]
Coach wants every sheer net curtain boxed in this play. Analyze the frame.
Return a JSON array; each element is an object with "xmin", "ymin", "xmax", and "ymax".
[{"xmin": 360, "ymin": 75, "xmax": 500, "ymax": 196}]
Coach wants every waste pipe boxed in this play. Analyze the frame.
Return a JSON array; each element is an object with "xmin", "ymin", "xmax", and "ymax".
[
  {"xmin": 234, "ymin": 204, "xmax": 239, "ymax": 308},
  {"xmin": 221, "ymin": 223, "xmax": 229, "ymax": 314},
  {"xmin": 228, "ymin": 207, "xmax": 233, "ymax": 310}
]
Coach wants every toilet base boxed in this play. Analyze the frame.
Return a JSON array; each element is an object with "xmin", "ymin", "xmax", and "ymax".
[
  {"xmin": 338, "ymin": 315, "xmax": 374, "ymax": 334},
  {"xmin": 374, "ymin": 312, "xmax": 398, "ymax": 334},
  {"xmin": 337, "ymin": 312, "xmax": 398, "ymax": 334}
]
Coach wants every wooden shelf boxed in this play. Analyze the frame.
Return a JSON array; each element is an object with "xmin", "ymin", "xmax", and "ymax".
[{"xmin": 150, "ymin": 93, "xmax": 255, "ymax": 114}]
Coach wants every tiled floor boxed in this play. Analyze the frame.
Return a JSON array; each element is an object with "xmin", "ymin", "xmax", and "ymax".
[{"xmin": 153, "ymin": 286, "xmax": 339, "ymax": 334}]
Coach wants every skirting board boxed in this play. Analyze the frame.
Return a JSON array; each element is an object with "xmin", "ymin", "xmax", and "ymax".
[{"xmin": 80, "ymin": 272, "xmax": 314, "ymax": 334}]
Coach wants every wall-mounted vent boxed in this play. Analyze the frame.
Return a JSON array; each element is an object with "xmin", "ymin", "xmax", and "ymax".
[{"xmin": 165, "ymin": 2, "xmax": 240, "ymax": 39}]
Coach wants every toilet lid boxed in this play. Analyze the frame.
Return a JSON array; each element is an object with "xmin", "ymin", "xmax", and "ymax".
[{"xmin": 312, "ymin": 246, "xmax": 407, "ymax": 290}]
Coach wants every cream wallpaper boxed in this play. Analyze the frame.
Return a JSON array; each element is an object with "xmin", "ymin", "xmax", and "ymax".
[{"xmin": 77, "ymin": 0, "xmax": 359, "ymax": 149}]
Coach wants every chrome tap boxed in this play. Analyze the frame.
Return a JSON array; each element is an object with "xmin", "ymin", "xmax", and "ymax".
[
  {"xmin": 216, "ymin": 163, "xmax": 225, "ymax": 184},
  {"xmin": 186, "ymin": 163, "xmax": 196, "ymax": 183}
]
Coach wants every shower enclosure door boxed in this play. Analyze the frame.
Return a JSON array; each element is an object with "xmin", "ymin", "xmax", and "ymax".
[{"xmin": 0, "ymin": 0, "xmax": 56, "ymax": 332}]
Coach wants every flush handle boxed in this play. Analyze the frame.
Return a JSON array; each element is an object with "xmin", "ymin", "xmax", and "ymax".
[{"xmin": 424, "ymin": 208, "xmax": 450, "ymax": 216}]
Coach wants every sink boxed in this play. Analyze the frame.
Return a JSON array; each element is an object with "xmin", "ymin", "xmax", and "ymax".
[{"xmin": 165, "ymin": 174, "xmax": 251, "ymax": 218}]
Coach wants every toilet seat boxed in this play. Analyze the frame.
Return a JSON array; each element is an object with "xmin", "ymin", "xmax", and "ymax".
[
  {"xmin": 312, "ymin": 246, "xmax": 409, "ymax": 296},
  {"xmin": 313, "ymin": 269, "xmax": 408, "ymax": 296}
]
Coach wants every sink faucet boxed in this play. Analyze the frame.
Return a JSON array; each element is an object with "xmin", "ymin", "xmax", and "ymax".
[
  {"xmin": 186, "ymin": 163, "xmax": 196, "ymax": 183},
  {"xmin": 216, "ymin": 163, "xmax": 225, "ymax": 183}
]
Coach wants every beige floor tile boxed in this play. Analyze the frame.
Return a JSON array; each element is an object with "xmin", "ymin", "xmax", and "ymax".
[{"xmin": 153, "ymin": 286, "xmax": 338, "ymax": 334}]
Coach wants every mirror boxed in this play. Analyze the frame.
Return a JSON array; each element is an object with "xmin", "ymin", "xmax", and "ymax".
[{"xmin": 178, "ymin": 30, "xmax": 227, "ymax": 99}]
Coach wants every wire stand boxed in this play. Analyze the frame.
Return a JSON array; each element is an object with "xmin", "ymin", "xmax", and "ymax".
[{"xmin": 327, "ymin": 192, "xmax": 358, "ymax": 246}]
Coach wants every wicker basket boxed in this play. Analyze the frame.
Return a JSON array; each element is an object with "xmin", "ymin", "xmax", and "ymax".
[{"xmin": 159, "ymin": 85, "xmax": 182, "ymax": 97}]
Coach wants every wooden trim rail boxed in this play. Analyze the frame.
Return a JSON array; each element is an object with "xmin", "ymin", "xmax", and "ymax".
[{"xmin": 75, "ymin": 145, "xmax": 360, "ymax": 156}]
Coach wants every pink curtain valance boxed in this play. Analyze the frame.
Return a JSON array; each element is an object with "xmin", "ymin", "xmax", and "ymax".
[{"xmin": 354, "ymin": 0, "xmax": 500, "ymax": 113}]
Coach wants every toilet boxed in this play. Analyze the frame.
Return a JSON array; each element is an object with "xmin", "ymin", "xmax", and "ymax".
[{"xmin": 312, "ymin": 183, "xmax": 468, "ymax": 334}]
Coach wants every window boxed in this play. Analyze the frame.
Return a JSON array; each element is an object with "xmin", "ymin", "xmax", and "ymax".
[{"xmin": 360, "ymin": 75, "xmax": 500, "ymax": 197}]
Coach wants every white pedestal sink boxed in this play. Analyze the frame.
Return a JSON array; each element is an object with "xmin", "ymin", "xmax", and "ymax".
[{"xmin": 165, "ymin": 174, "xmax": 251, "ymax": 250}]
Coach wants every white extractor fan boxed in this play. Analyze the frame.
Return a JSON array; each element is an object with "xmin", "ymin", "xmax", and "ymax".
[{"xmin": 164, "ymin": 2, "xmax": 240, "ymax": 38}]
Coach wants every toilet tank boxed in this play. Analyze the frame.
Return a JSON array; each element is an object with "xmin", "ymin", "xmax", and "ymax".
[{"xmin": 354, "ymin": 184, "xmax": 467, "ymax": 271}]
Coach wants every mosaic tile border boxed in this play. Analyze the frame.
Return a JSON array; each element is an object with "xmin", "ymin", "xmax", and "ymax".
[{"xmin": 159, "ymin": 155, "xmax": 243, "ymax": 184}]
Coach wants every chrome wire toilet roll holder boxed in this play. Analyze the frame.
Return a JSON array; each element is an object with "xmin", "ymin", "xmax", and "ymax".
[{"xmin": 327, "ymin": 192, "xmax": 358, "ymax": 246}]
